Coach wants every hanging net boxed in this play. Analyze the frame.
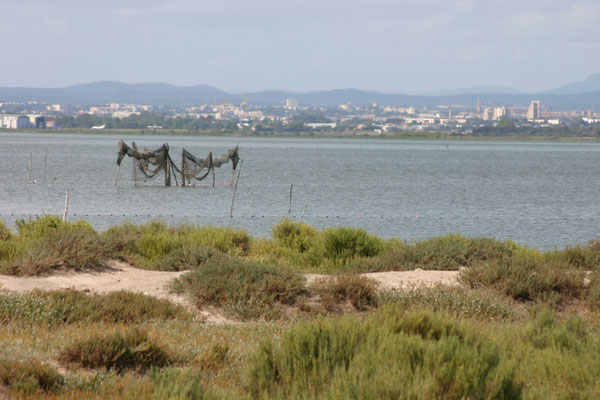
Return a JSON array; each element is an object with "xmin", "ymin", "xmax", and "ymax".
[
  {"xmin": 181, "ymin": 149, "xmax": 213, "ymax": 183},
  {"xmin": 116, "ymin": 140, "xmax": 179, "ymax": 186}
]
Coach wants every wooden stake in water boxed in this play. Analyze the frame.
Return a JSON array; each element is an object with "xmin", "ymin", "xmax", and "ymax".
[
  {"xmin": 62, "ymin": 189, "xmax": 69, "ymax": 222},
  {"xmin": 43, "ymin": 148, "xmax": 47, "ymax": 183},
  {"xmin": 114, "ymin": 164, "xmax": 120, "ymax": 185},
  {"xmin": 289, "ymin": 183, "xmax": 293, "ymax": 214},
  {"xmin": 181, "ymin": 149, "xmax": 186, "ymax": 187},
  {"xmin": 28, "ymin": 152, "xmax": 32, "ymax": 183},
  {"xmin": 133, "ymin": 158, "xmax": 137, "ymax": 186},
  {"xmin": 230, "ymin": 160, "xmax": 243, "ymax": 218}
]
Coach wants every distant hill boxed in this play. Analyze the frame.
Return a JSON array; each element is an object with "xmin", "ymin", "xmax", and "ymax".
[
  {"xmin": 0, "ymin": 80, "xmax": 599, "ymax": 110},
  {"xmin": 424, "ymin": 85, "xmax": 524, "ymax": 96},
  {"xmin": 543, "ymin": 74, "xmax": 600, "ymax": 95}
]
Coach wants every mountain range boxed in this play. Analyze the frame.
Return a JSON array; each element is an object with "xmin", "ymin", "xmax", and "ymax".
[{"xmin": 0, "ymin": 74, "xmax": 599, "ymax": 110}]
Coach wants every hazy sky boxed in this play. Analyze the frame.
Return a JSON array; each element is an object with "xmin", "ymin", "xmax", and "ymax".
[{"xmin": 2, "ymin": 0, "xmax": 599, "ymax": 92}]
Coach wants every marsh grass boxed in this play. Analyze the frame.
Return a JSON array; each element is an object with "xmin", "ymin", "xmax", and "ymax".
[
  {"xmin": 58, "ymin": 329, "xmax": 173, "ymax": 372},
  {"xmin": 0, "ymin": 289, "xmax": 191, "ymax": 325}
]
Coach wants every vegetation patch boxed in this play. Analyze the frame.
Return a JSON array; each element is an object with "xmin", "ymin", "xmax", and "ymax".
[
  {"xmin": 247, "ymin": 308, "xmax": 521, "ymax": 399},
  {"xmin": 171, "ymin": 258, "xmax": 306, "ymax": 320},
  {"xmin": 310, "ymin": 274, "xmax": 379, "ymax": 312},
  {"xmin": 0, "ymin": 289, "xmax": 190, "ymax": 325},
  {"xmin": 0, "ymin": 359, "xmax": 63, "ymax": 394},
  {"xmin": 58, "ymin": 329, "xmax": 173, "ymax": 371},
  {"xmin": 460, "ymin": 248, "xmax": 588, "ymax": 305},
  {"xmin": 0, "ymin": 216, "xmax": 113, "ymax": 276}
]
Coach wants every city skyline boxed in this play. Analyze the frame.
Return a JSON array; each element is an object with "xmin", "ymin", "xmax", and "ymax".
[{"xmin": 2, "ymin": 1, "xmax": 599, "ymax": 93}]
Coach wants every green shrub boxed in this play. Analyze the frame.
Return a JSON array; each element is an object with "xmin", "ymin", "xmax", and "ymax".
[
  {"xmin": 379, "ymin": 286, "xmax": 524, "ymax": 320},
  {"xmin": 0, "ymin": 219, "xmax": 10, "ymax": 240},
  {"xmin": 353, "ymin": 234, "xmax": 517, "ymax": 272},
  {"xmin": 186, "ymin": 225, "xmax": 250, "ymax": 254},
  {"xmin": 0, "ymin": 289, "xmax": 191, "ymax": 325},
  {"xmin": 0, "ymin": 226, "xmax": 113, "ymax": 276},
  {"xmin": 151, "ymin": 245, "xmax": 230, "ymax": 272},
  {"xmin": 58, "ymin": 329, "xmax": 173, "ymax": 371},
  {"xmin": 247, "ymin": 309, "xmax": 521, "ymax": 399},
  {"xmin": 0, "ymin": 359, "xmax": 63, "ymax": 394},
  {"xmin": 272, "ymin": 218, "xmax": 318, "ymax": 253},
  {"xmin": 525, "ymin": 309, "xmax": 588, "ymax": 352},
  {"xmin": 14, "ymin": 215, "xmax": 64, "ymax": 239},
  {"xmin": 460, "ymin": 248, "xmax": 587, "ymax": 303},
  {"xmin": 172, "ymin": 258, "xmax": 306, "ymax": 319},
  {"xmin": 322, "ymin": 226, "xmax": 384, "ymax": 262},
  {"xmin": 311, "ymin": 274, "xmax": 379, "ymax": 311},
  {"xmin": 586, "ymin": 272, "xmax": 600, "ymax": 310},
  {"xmin": 149, "ymin": 368, "xmax": 218, "ymax": 400}
]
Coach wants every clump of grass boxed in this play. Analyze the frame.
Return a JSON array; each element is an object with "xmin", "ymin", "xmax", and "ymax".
[
  {"xmin": 58, "ymin": 329, "xmax": 173, "ymax": 371},
  {"xmin": 101, "ymin": 220, "xmax": 250, "ymax": 270},
  {"xmin": 379, "ymin": 286, "xmax": 525, "ymax": 321},
  {"xmin": 0, "ymin": 224, "xmax": 113, "ymax": 276},
  {"xmin": 311, "ymin": 274, "xmax": 379, "ymax": 311},
  {"xmin": 195, "ymin": 343, "xmax": 230, "ymax": 372},
  {"xmin": 172, "ymin": 258, "xmax": 306, "ymax": 320},
  {"xmin": 351, "ymin": 234, "xmax": 517, "ymax": 272},
  {"xmin": 272, "ymin": 217, "xmax": 318, "ymax": 253},
  {"xmin": 151, "ymin": 244, "xmax": 230, "ymax": 271},
  {"xmin": 0, "ymin": 219, "xmax": 10, "ymax": 240},
  {"xmin": 525, "ymin": 309, "xmax": 588, "ymax": 353},
  {"xmin": 322, "ymin": 226, "xmax": 384, "ymax": 262},
  {"xmin": 0, "ymin": 289, "xmax": 191, "ymax": 325},
  {"xmin": 460, "ymin": 248, "xmax": 587, "ymax": 304},
  {"xmin": 247, "ymin": 308, "xmax": 521, "ymax": 399},
  {"xmin": 0, "ymin": 359, "xmax": 64, "ymax": 394},
  {"xmin": 149, "ymin": 367, "xmax": 218, "ymax": 400}
]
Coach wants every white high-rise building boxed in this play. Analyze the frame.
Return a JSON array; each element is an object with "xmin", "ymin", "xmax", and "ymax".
[
  {"xmin": 285, "ymin": 98, "xmax": 298, "ymax": 110},
  {"xmin": 526, "ymin": 100, "xmax": 541, "ymax": 120}
]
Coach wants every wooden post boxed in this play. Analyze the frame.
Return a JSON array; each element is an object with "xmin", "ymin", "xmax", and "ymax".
[
  {"xmin": 62, "ymin": 189, "xmax": 69, "ymax": 222},
  {"xmin": 181, "ymin": 149, "xmax": 186, "ymax": 187},
  {"xmin": 133, "ymin": 158, "xmax": 137, "ymax": 186},
  {"xmin": 288, "ymin": 183, "xmax": 293, "ymax": 214},
  {"xmin": 43, "ymin": 148, "xmax": 47, "ymax": 183},
  {"xmin": 114, "ymin": 164, "xmax": 120, "ymax": 185},
  {"xmin": 230, "ymin": 160, "xmax": 243, "ymax": 217},
  {"xmin": 28, "ymin": 152, "xmax": 33, "ymax": 183}
]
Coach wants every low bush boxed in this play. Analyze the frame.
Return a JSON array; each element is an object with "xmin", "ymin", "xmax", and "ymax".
[
  {"xmin": 0, "ymin": 225, "xmax": 113, "ymax": 276},
  {"xmin": 149, "ymin": 367, "xmax": 218, "ymax": 400},
  {"xmin": 58, "ymin": 329, "xmax": 173, "ymax": 371},
  {"xmin": 247, "ymin": 309, "xmax": 521, "ymax": 399},
  {"xmin": 0, "ymin": 289, "xmax": 191, "ymax": 325},
  {"xmin": 322, "ymin": 226, "xmax": 384, "ymax": 262},
  {"xmin": 0, "ymin": 359, "xmax": 63, "ymax": 394},
  {"xmin": 172, "ymin": 258, "xmax": 306, "ymax": 320},
  {"xmin": 0, "ymin": 219, "xmax": 10, "ymax": 240},
  {"xmin": 311, "ymin": 274, "xmax": 379, "ymax": 311},
  {"xmin": 460, "ymin": 248, "xmax": 587, "ymax": 304},
  {"xmin": 351, "ymin": 234, "xmax": 517, "ymax": 272},
  {"xmin": 151, "ymin": 244, "xmax": 230, "ymax": 272},
  {"xmin": 525, "ymin": 309, "xmax": 588, "ymax": 353},
  {"xmin": 272, "ymin": 218, "xmax": 318, "ymax": 253},
  {"xmin": 379, "ymin": 286, "xmax": 525, "ymax": 320}
]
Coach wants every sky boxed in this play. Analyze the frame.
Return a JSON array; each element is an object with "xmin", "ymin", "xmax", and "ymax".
[{"xmin": 1, "ymin": 0, "xmax": 599, "ymax": 93}]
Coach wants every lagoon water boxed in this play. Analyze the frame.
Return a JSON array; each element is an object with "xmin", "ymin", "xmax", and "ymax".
[{"xmin": 0, "ymin": 132, "xmax": 598, "ymax": 250}]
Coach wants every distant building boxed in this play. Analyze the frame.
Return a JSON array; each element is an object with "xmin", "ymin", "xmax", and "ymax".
[
  {"xmin": 1, "ymin": 114, "xmax": 31, "ymax": 129},
  {"xmin": 476, "ymin": 98, "xmax": 481, "ymax": 115},
  {"xmin": 526, "ymin": 100, "xmax": 541, "ymax": 120},
  {"xmin": 483, "ymin": 107, "xmax": 494, "ymax": 121},
  {"xmin": 493, "ymin": 106, "xmax": 507, "ymax": 121},
  {"xmin": 285, "ymin": 99, "xmax": 298, "ymax": 111}
]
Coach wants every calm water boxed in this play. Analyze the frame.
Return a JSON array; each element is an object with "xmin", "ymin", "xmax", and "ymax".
[{"xmin": 0, "ymin": 132, "xmax": 598, "ymax": 249}]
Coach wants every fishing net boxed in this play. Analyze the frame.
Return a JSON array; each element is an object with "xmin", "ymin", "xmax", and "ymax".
[
  {"xmin": 213, "ymin": 145, "xmax": 240, "ymax": 170},
  {"xmin": 116, "ymin": 140, "xmax": 179, "ymax": 186},
  {"xmin": 181, "ymin": 149, "xmax": 213, "ymax": 183}
]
